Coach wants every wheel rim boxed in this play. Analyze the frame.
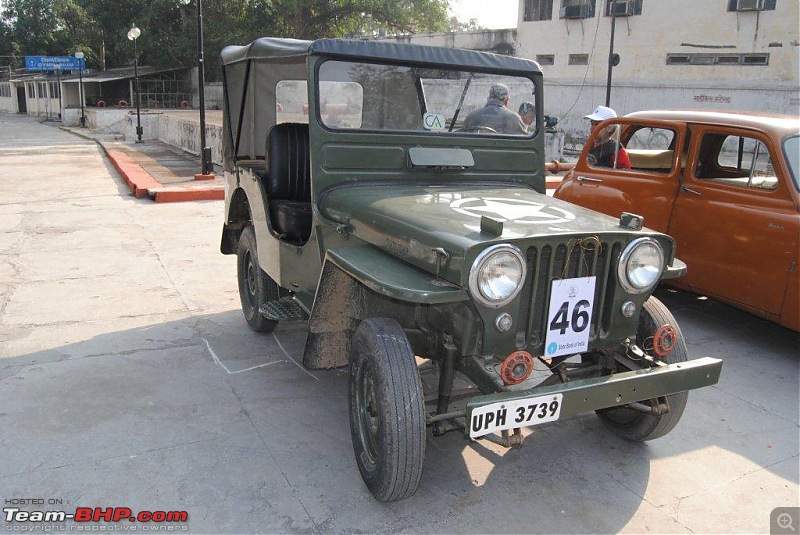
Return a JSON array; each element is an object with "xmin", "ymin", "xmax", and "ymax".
[
  {"xmin": 356, "ymin": 361, "xmax": 379, "ymax": 468},
  {"xmin": 245, "ymin": 250, "xmax": 257, "ymax": 301}
]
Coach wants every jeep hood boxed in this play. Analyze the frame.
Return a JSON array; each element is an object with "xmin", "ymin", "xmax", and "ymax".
[{"xmin": 318, "ymin": 183, "xmax": 647, "ymax": 280}]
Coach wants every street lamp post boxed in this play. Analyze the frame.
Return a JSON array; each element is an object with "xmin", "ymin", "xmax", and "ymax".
[
  {"xmin": 605, "ymin": 0, "xmax": 618, "ymax": 107},
  {"xmin": 193, "ymin": 0, "xmax": 213, "ymax": 179},
  {"xmin": 74, "ymin": 51, "xmax": 85, "ymax": 127},
  {"xmin": 127, "ymin": 24, "xmax": 143, "ymax": 143},
  {"xmin": 54, "ymin": 65, "xmax": 63, "ymax": 120}
]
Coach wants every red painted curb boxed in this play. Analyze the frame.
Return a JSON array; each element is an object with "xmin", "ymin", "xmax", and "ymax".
[
  {"xmin": 546, "ymin": 177, "xmax": 563, "ymax": 189},
  {"xmin": 106, "ymin": 149, "xmax": 165, "ymax": 198},
  {"xmin": 152, "ymin": 188, "xmax": 225, "ymax": 203},
  {"xmin": 103, "ymin": 145, "xmax": 222, "ymax": 203}
]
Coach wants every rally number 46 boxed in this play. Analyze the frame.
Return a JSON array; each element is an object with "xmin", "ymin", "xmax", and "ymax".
[{"xmin": 549, "ymin": 299, "xmax": 590, "ymax": 335}]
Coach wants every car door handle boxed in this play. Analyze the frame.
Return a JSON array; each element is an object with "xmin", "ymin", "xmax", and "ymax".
[
  {"xmin": 681, "ymin": 186, "xmax": 702, "ymax": 196},
  {"xmin": 577, "ymin": 176, "xmax": 603, "ymax": 183}
]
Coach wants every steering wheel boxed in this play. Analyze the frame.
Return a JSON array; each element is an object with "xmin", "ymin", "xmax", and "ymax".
[{"xmin": 458, "ymin": 126, "xmax": 498, "ymax": 134}]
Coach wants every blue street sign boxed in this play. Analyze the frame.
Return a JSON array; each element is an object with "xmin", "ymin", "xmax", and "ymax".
[{"xmin": 25, "ymin": 56, "xmax": 85, "ymax": 72}]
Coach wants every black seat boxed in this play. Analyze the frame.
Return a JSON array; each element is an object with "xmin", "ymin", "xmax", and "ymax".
[{"xmin": 266, "ymin": 123, "xmax": 312, "ymax": 243}]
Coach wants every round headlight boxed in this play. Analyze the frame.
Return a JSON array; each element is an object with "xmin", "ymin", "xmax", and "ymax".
[
  {"xmin": 469, "ymin": 245, "xmax": 526, "ymax": 308},
  {"xmin": 618, "ymin": 238, "xmax": 664, "ymax": 293}
]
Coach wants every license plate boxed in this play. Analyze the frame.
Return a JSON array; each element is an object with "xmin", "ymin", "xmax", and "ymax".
[{"xmin": 469, "ymin": 394, "xmax": 563, "ymax": 439}]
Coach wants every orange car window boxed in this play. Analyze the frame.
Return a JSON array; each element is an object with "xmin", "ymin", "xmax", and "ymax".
[
  {"xmin": 696, "ymin": 133, "xmax": 778, "ymax": 191},
  {"xmin": 623, "ymin": 126, "xmax": 677, "ymax": 174}
]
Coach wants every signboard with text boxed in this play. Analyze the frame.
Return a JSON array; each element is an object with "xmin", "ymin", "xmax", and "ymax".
[{"xmin": 25, "ymin": 56, "xmax": 85, "ymax": 72}]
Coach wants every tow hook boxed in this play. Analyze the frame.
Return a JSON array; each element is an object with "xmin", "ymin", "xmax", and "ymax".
[
  {"xmin": 482, "ymin": 428, "xmax": 524, "ymax": 449},
  {"xmin": 618, "ymin": 338, "xmax": 666, "ymax": 368}
]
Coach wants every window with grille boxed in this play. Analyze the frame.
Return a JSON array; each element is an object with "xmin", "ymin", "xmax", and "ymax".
[
  {"xmin": 666, "ymin": 53, "xmax": 770, "ymax": 66},
  {"xmin": 560, "ymin": 0, "xmax": 596, "ymax": 19},
  {"xmin": 569, "ymin": 54, "xmax": 589, "ymax": 65},
  {"xmin": 536, "ymin": 54, "xmax": 555, "ymax": 65},
  {"xmin": 524, "ymin": 0, "xmax": 554, "ymax": 21}
]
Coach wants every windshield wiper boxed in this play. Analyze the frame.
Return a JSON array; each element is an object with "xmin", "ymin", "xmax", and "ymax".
[{"xmin": 448, "ymin": 73, "xmax": 474, "ymax": 132}]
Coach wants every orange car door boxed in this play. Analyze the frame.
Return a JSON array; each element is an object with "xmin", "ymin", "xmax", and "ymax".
[
  {"xmin": 667, "ymin": 126, "xmax": 798, "ymax": 317},
  {"xmin": 568, "ymin": 119, "xmax": 686, "ymax": 233}
]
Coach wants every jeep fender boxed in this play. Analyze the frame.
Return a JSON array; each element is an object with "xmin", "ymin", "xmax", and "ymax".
[
  {"xmin": 220, "ymin": 169, "xmax": 271, "ymax": 257},
  {"xmin": 302, "ymin": 245, "xmax": 470, "ymax": 369}
]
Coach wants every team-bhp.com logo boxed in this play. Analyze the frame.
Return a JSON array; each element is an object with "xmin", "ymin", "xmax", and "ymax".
[{"xmin": 3, "ymin": 506, "xmax": 188, "ymax": 531}]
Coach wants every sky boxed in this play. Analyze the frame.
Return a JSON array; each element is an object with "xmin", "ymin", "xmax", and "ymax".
[{"xmin": 449, "ymin": 0, "xmax": 519, "ymax": 29}]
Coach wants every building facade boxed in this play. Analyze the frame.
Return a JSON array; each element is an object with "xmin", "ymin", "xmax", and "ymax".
[
  {"xmin": 516, "ymin": 0, "xmax": 799, "ymax": 136},
  {"xmin": 0, "ymin": 66, "xmax": 195, "ymax": 128},
  {"xmin": 383, "ymin": 0, "xmax": 799, "ymax": 139}
]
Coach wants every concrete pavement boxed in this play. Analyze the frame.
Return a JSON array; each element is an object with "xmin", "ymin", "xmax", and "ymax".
[
  {"xmin": 62, "ymin": 121, "xmax": 224, "ymax": 203},
  {"xmin": 0, "ymin": 113, "xmax": 798, "ymax": 534}
]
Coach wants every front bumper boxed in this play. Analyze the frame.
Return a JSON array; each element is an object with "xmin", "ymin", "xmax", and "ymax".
[{"xmin": 465, "ymin": 356, "xmax": 722, "ymax": 437}]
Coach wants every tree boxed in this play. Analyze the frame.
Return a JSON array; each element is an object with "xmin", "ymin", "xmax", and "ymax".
[
  {"xmin": 2, "ymin": 0, "xmax": 76, "ymax": 56},
  {"xmin": 0, "ymin": 19, "xmax": 16, "ymax": 64},
  {"xmin": 0, "ymin": 0, "xmax": 453, "ymax": 79},
  {"xmin": 447, "ymin": 16, "xmax": 484, "ymax": 32},
  {"xmin": 256, "ymin": 0, "xmax": 450, "ymax": 39}
]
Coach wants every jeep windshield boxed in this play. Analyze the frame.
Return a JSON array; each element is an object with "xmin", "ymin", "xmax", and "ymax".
[{"xmin": 312, "ymin": 60, "xmax": 538, "ymax": 137}]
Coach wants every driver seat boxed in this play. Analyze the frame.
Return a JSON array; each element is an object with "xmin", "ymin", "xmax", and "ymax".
[{"xmin": 266, "ymin": 123, "xmax": 312, "ymax": 243}]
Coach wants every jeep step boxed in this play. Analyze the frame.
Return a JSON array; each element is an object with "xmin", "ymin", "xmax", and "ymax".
[{"xmin": 258, "ymin": 297, "xmax": 310, "ymax": 322}]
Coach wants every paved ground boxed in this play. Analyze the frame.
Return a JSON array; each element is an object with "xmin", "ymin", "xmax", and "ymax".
[
  {"xmin": 62, "ymin": 123, "xmax": 224, "ymax": 202},
  {"xmin": 0, "ymin": 113, "xmax": 798, "ymax": 534}
]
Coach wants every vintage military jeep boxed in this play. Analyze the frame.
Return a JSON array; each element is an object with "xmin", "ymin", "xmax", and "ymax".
[{"xmin": 219, "ymin": 38, "xmax": 722, "ymax": 502}]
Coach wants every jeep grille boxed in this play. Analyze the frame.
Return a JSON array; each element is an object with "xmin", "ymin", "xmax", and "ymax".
[{"xmin": 516, "ymin": 239, "xmax": 622, "ymax": 352}]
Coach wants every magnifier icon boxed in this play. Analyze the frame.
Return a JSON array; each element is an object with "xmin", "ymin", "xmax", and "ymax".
[{"xmin": 778, "ymin": 513, "xmax": 796, "ymax": 532}]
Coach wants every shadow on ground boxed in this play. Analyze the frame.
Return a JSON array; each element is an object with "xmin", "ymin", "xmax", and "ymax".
[{"xmin": 0, "ymin": 287, "xmax": 797, "ymax": 533}]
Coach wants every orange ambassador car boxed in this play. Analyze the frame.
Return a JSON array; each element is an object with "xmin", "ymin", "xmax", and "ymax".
[{"xmin": 554, "ymin": 110, "xmax": 800, "ymax": 331}]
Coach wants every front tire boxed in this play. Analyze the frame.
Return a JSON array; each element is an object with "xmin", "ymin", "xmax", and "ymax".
[
  {"xmin": 236, "ymin": 226, "xmax": 279, "ymax": 333},
  {"xmin": 596, "ymin": 296, "xmax": 689, "ymax": 441},
  {"xmin": 348, "ymin": 318, "xmax": 426, "ymax": 502}
]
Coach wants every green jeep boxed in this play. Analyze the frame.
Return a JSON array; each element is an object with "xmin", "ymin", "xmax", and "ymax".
[{"xmin": 219, "ymin": 38, "xmax": 722, "ymax": 502}]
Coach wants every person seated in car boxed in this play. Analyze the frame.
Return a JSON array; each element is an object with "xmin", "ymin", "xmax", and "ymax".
[
  {"xmin": 518, "ymin": 101, "xmax": 536, "ymax": 132},
  {"xmin": 462, "ymin": 84, "xmax": 527, "ymax": 135},
  {"xmin": 585, "ymin": 105, "xmax": 631, "ymax": 170}
]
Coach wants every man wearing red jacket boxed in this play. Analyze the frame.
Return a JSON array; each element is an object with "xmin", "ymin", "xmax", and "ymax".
[{"xmin": 584, "ymin": 105, "xmax": 631, "ymax": 170}]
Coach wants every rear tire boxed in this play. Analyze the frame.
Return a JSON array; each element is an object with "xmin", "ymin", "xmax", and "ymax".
[
  {"xmin": 237, "ymin": 226, "xmax": 279, "ymax": 333},
  {"xmin": 596, "ymin": 296, "xmax": 688, "ymax": 441},
  {"xmin": 348, "ymin": 318, "xmax": 426, "ymax": 502}
]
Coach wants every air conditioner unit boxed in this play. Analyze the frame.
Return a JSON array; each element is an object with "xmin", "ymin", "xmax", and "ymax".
[
  {"xmin": 735, "ymin": 0, "xmax": 763, "ymax": 11},
  {"xmin": 608, "ymin": 0, "xmax": 635, "ymax": 17},
  {"xmin": 560, "ymin": 3, "xmax": 591, "ymax": 19}
]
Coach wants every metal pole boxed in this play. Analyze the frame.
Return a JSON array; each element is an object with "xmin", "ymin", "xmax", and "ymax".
[
  {"xmin": 79, "ymin": 64, "xmax": 85, "ymax": 127},
  {"xmin": 133, "ymin": 38, "xmax": 142, "ymax": 142},
  {"xmin": 605, "ymin": 1, "xmax": 617, "ymax": 107},
  {"xmin": 55, "ymin": 66, "xmax": 62, "ymax": 119},
  {"xmin": 197, "ymin": 0, "xmax": 212, "ymax": 176}
]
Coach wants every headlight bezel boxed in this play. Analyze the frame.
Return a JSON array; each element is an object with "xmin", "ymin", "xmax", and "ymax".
[
  {"xmin": 617, "ymin": 237, "xmax": 665, "ymax": 294},
  {"xmin": 468, "ymin": 244, "xmax": 527, "ymax": 308}
]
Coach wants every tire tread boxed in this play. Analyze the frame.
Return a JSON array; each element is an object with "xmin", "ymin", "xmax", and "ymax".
[{"xmin": 349, "ymin": 318, "xmax": 425, "ymax": 502}]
